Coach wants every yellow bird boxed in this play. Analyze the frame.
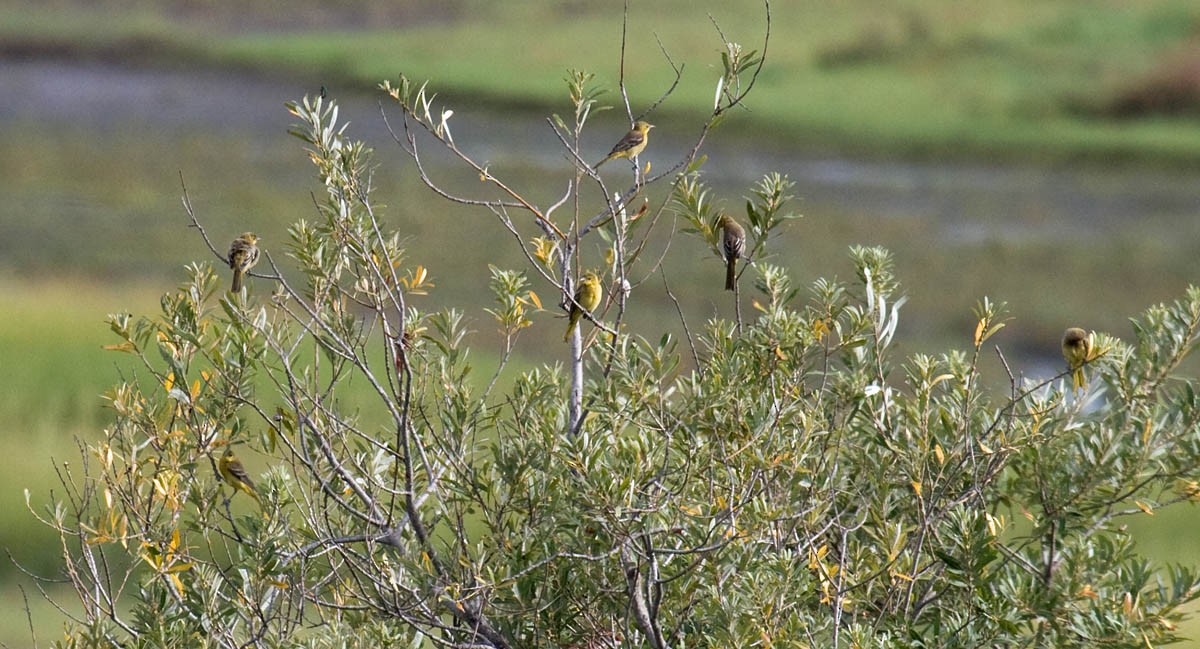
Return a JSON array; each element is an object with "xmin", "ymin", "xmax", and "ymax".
[
  {"xmin": 227, "ymin": 232, "xmax": 261, "ymax": 292},
  {"xmin": 218, "ymin": 448, "xmax": 261, "ymax": 505},
  {"xmin": 717, "ymin": 214, "xmax": 746, "ymax": 291},
  {"xmin": 564, "ymin": 273, "xmax": 603, "ymax": 342},
  {"xmin": 1061, "ymin": 327, "xmax": 1093, "ymax": 391},
  {"xmin": 594, "ymin": 121, "xmax": 653, "ymax": 169}
]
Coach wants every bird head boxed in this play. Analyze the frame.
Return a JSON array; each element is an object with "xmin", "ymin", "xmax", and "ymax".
[
  {"xmin": 1062, "ymin": 327, "xmax": 1089, "ymax": 350},
  {"xmin": 634, "ymin": 121, "xmax": 654, "ymax": 133},
  {"xmin": 240, "ymin": 232, "xmax": 259, "ymax": 244}
]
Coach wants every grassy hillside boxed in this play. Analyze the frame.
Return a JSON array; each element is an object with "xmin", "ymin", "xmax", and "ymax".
[{"xmin": 2, "ymin": 0, "xmax": 1200, "ymax": 163}]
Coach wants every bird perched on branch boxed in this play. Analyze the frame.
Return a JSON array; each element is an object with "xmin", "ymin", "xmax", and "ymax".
[
  {"xmin": 227, "ymin": 232, "xmax": 261, "ymax": 292},
  {"xmin": 718, "ymin": 214, "xmax": 746, "ymax": 291},
  {"xmin": 564, "ymin": 273, "xmax": 603, "ymax": 342},
  {"xmin": 594, "ymin": 121, "xmax": 653, "ymax": 169},
  {"xmin": 1061, "ymin": 327, "xmax": 1093, "ymax": 391},
  {"xmin": 218, "ymin": 448, "xmax": 261, "ymax": 505}
]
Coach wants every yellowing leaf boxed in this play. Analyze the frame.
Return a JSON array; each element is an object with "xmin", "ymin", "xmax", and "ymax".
[
  {"xmin": 911, "ymin": 481, "xmax": 922, "ymax": 497},
  {"xmin": 934, "ymin": 444, "xmax": 945, "ymax": 465},
  {"xmin": 102, "ymin": 341, "xmax": 137, "ymax": 353},
  {"xmin": 812, "ymin": 318, "xmax": 829, "ymax": 342},
  {"xmin": 1175, "ymin": 478, "xmax": 1200, "ymax": 501},
  {"xmin": 930, "ymin": 373, "xmax": 954, "ymax": 388},
  {"xmin": 1135, "ymin": 501, "xmax": 1154, "ymax": 516},
  {"xmin": 163, "ymin": 372, "xmax": 175, "ymax": 393},
  {"xmin": 526, "ymin": 291, "xmax": 543, "ymax": 310},
  {"xmin": 974, "ymin": 318, "xmax": 1006, "ymax": 346},
  {"xmin": 1086, "ymin": 331, "xmax": 1099, "ymax": 361},
  {"xmin": 985, "ymin": 512, "xmax": 1004, "ymax": 537}
]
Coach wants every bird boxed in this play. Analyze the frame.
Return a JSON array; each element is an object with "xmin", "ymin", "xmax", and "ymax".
[
  {"xmin": 718, "ymin": 214, "xmax": 746, "ymax": 291},
  {"xmin": 594, "ymin": 121, "xmax": 654, "ymax": 169},
  {"xmin": 564, "ymin": 273, "xmax": 603, "ymax": 342},
  {"xmin": 227, "ymin": 232, "xmax": 261, "ymax": 292},
  {"xmin": 1061, "ymin": 327, "xmax": 1093, "ymax": 391},
  {"xmin": 218, "ymin": 448, "xmax": 261, "ymax": 505}
]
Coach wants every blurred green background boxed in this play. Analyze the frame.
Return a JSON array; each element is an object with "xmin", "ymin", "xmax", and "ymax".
[{"xmin": 2, "ymin": 0, "xmax": 1200, "ymax": 645}]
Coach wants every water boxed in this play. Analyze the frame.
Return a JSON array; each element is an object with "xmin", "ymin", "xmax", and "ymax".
[{"xmin": 6, "ymin": 59, "xmax": 1196, "ymax": 240}]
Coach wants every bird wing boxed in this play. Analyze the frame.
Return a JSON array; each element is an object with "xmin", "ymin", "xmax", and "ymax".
[
  {"xmin": 610, "ymin": 130, "xmax": 645, "ymax": 155},
  {"xmin": 226, "ymin": 461, "xmax": 256, "ymax": 489}
]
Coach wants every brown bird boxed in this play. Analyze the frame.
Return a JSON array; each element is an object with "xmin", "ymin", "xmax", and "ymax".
[
  {"xmin": 717, "ymin": 214, "xmax": 746, "ymax": 291},
  {"xmin": 227, "ymin": 232, "xmax": 261, "ymax": 292},
  {"xmin": 1061, "ymin": 327, "xmax": 1093, "ymax": 391},
  {"xmin": 594, "ymin": 121, "xmax": 653, "ymax": 169}
]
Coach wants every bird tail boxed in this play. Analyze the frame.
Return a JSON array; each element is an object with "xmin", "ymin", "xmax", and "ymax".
[
  {"xmin": 564, "ymin": 318, "xmax": 577, "ymax": 342},
  {"xmin": 725, "ymin": 258, "xmax": 736, "ymax": 291},
  {"xmin": 592, "ymin": 156, "xmax": 609, "ymax": 170},
  {"xmin": 231, "ymin": 269, "xmax": 244, "ymax": 292},
  {"xmin": 1071, "ymin": 367, "xmax": 1086, "ymax": 392}
]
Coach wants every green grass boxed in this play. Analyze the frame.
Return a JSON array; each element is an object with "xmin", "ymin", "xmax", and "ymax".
[
  {"xmin": 0, "ymin": 585, "xmax": 83, "ymax": 649},
  {"xmin": 0, "ymin": 281, "xmax": 155, "ymax": 647},
  {"xmin": 2, "ymin": 0, "xmax": 1200, "ymax": 163},
  {"xmin": 0, "ymin": 280, "xmax": 158, "ymax": 574}
]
